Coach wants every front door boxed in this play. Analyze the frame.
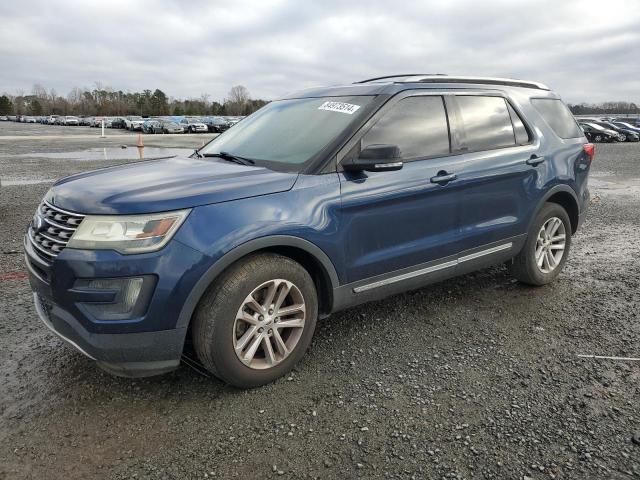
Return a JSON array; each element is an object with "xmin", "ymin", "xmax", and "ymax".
[{"xmin": 337, "ymin": 94, "xmax": 465, "ymax": 284}]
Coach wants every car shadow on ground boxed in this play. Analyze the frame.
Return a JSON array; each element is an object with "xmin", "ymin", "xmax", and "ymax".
[{"xmin": 33, "ymin": 263, "xmax": 534, "ymax": 401}]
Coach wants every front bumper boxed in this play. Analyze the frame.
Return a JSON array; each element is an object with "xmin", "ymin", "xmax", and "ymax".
[
  {"xmin": 24, "ymin": 232, "xmax": 212, "ymax": 377},
  {"xmin": 33, "ymin": 292, "xmax": 182, "ymax": 377}
]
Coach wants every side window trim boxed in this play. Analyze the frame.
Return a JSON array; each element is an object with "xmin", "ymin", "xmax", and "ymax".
[
  {"xmin": 448, "ymin": 93, "xmax": 534, "ymax": 155},
  {"xmin": 336, "ymin": 91, "xmax": 455, "ymax": 170},
  {"xmin": 505, "ymin": 100, "xmax": 534, "ymax": 146}
]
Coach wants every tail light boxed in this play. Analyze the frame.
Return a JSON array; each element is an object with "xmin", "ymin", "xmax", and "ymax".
[{"xmin": 583, "ymin": 143, "xmax": 595, "ymax": 164}]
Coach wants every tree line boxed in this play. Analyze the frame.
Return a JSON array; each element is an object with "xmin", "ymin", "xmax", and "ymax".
[
  {"xmin": 0, "ymin": 84, "xmax": 268, "ymax": 117},
  {"xmin": 567, "ymin": 102, "xmax": 640, "ymax": 115}
]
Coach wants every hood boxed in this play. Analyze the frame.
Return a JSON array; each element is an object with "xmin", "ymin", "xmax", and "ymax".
[{"xmin": 49, "ymin": 156, "xmax": 299, "ymax": 215}]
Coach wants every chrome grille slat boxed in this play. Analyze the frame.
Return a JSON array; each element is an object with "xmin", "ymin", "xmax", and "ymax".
[
  {"xmin": 42, "ymin": 216, "xmax": 76, "ymax": 231},
  {"xmin": 30, "ymin": 201, "xmax": 84, "ymax": 262},
  {"xmin": 38, "ymin": 231, "xmax": 69, "ymax": 245}
]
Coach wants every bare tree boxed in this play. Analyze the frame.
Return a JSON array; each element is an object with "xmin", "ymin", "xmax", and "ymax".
[{"xmin": 225, "ymin": 85, "xmax": 250, "ymax": 115}]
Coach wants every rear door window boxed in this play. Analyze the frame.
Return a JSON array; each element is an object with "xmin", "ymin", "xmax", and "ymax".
[
  {"xmin": 455, "ymin": 96, "xmax": 516, "ymax": 151},
  {"xmin": 531, "ymin": 98, "xmax": 583, "ymax": 139},
  {"xmin": 361, "ymin": 96, "xmax": 450, "ymax": 161}
]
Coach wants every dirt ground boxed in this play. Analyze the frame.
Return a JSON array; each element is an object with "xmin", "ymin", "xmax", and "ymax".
[{"xmin": 0, "ymin": 121, "xmax": 639, "ymax": 479}]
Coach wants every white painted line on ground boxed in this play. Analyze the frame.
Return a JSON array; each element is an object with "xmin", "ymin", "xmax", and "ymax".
[
  {"xmin": 577, "ymin": 354, "xmax": 640, "ymax": 361},
  {"xmin": 0, "ymin": 133, "xmax": 217, "ymax": 141}
]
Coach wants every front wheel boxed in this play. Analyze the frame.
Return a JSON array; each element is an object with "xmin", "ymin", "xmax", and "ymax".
[
  {"xmin": 192, "ymin": 253, "xmax": 318, "ymax": 388},
  {"xmin": 508, "ymin": 203, "xmax": 571, "ymax": 286}
]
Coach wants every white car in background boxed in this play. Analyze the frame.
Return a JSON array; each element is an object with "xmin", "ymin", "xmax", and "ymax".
[
  {"xmin": 64, "ymin": 116, "xmax": 80, "ymax": 126},
  {"xmin": 124, "ymin": 115, "xmax": 145, "ymax": 131},
  {"xmin": 180, "ymin": 117, "xmax": 209, "ymax": 133}
]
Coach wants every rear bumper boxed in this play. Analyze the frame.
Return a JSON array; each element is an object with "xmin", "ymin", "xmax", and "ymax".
[
  {"xmin": 33, "ymin": 292, "xmax": 183, "ymax": 377},
  {"xmin": 577, "ymin": 186, "xmax": 590, "ymax": 231}
]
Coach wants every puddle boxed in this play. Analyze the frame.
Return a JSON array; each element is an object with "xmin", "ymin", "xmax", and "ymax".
[{"xmin": 3, "ymin": 146, "xmax": 194, "ymax": 161}]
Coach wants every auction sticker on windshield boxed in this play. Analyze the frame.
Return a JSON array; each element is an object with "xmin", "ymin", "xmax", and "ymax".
[{"xmin": 318, "ymin": 101, "xmax": 361, "ymax": 114}]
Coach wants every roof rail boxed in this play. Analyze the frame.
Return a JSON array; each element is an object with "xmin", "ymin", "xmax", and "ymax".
[
  {"xmin": 354, "ymin": 74, "xmax": 447, "ymax": 84},
  {"xmin": 356, "ymin": 74, "xmax": 550, "ymax": 91}
]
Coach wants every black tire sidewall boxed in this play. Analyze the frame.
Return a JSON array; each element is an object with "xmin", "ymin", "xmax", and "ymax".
[
  {"xmin": 520, "ymin": 203, "xmax": 572, "ymax": 285},
  {"xmin": 194, "ymin": 254, "xmax": 318, "ymax": 388}
]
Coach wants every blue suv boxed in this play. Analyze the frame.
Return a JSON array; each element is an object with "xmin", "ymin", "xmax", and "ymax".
[{"xmin": 25, "ymin": 75, "xmax": 593, "ymax": 387}]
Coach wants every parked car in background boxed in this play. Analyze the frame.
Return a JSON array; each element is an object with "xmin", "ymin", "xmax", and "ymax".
[
  {"xmin": 63, "ymin": 116, "xmax": 80, "ymax": 126},
  {"xmin": 90, "ymin": 117, "xmax": 104, "ymax": 127},
  {"xmin": 0, "ymin": 116, "xmax": 7, "ymax": 121},
  {"xmin": 79, "ymin": 117, "xmax": 92, "ymax": 126},
  {"xmin": 160, "ymin": 120, "xmax": 184, "ymax": 134},
  {"xmin": 579, "ymin": 122, "xmax": 619, "ymax": 142},
  {"xmin": 181, "ymin": 117, "xmax": 208, "ymax": 133},
  {"xmin": 226, "ymin": 116, "xmax": 244, "ymax": 127},
  {"xmin": 25, "ymin": 75, "xmax": 593, "ymax": 387},
  {"xmin": 124, "ymin": 116, "xmax": 145, "ymax": 131},
  {"xmin": 592, "ymin": 121, "xmax": 640, "ymax": 142},
  {"xmin": 142, "ymin": 119, "xmax": 163, "ymax": 134},
  {"xmin": 24, "ymin": 116, "xmax": 37, "ymax": 123},
  {"xmin": 611, "ymin": 121, "xmax": 640, "ymax": 135},
  {"xmin": 203, "ymin": 116, "xmax": 229, "ymax": 133},
  {"xmin": 110, "ymin": 117, "xmax": 126, "ymax": 129}
]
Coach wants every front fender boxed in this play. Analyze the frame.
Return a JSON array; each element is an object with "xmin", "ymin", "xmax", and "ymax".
[{"xmin": 175, "ymin": 235, "xmax": 339, "ymax": 330}]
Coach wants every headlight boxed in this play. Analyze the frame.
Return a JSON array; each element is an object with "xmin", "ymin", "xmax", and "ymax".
[{"xmin": 67, "ymin": 209, "xmax": 190, "ymax": 254}]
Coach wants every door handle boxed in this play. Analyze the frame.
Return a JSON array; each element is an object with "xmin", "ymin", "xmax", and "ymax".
[
  {"xmin": 526, "ymin": 155, "xmax": 545, "ymax": 166},
  {"xmin": 430, "ymin": 172, "xmax": 457, "ymax": 184}
]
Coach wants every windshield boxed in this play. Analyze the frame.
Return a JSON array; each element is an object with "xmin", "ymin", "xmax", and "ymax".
[
  {"xmin": 200, "ymin": 96, "xmax": 374, "ymax": 169},
  {"xmin": 586, "ymin": 123, "xmax": 605, "ymax": 131}
]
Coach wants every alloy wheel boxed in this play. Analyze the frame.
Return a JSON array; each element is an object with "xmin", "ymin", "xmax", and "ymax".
[
  {"xmin": 535, "ymin": 217, "xmax": 566, "ymax": 274},
  {"xmin": 233, "ymin": 279, "xmax": 306, "ymax": 370}
]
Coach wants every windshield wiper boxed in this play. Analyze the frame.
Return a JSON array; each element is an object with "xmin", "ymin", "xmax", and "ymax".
[{"xmin": 202, "ymin": 151, "xmax": 255, "ymax": 165}]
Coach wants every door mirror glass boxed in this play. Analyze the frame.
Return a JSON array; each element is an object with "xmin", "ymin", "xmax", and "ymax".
[{"xmin": 343, "ymin": 144, "xmax": 403, "ymax": 172}]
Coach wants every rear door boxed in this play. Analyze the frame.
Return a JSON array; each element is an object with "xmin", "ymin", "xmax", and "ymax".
[
  {"xmin": 337, "ymin": 92, "xmax": 467, "ymax": 284},
  {"xmin": 446, "ymin": 94, "xmax": 540, "ymax": 254}
]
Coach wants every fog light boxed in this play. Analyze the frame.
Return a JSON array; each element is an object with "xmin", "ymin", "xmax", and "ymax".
[{"xmin": 74, "ymin": 276, "xmax": 153, "ymax": 321}]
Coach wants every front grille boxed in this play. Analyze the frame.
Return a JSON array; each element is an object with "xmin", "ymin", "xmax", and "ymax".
[{"xmin": 28, "ymin": 200, "xmax": 84, "ymax": 261}]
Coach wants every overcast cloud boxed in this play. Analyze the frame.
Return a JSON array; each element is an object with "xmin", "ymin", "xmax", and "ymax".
[{"xmin": 1, "ymin": 0, "xmax": 638, "ymax": 103}]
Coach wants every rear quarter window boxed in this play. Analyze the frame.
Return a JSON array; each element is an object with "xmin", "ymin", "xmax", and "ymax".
[{"xmin": 531, "ymin": 98, "xmax": 583, "ymax": 139}]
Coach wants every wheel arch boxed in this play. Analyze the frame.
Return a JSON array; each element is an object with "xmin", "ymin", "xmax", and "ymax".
[
  {"xmin": 176, "ymin": 236, "xmax": 340, "ymax": 331},
  {"xmin": 535, "ymin": 185, "xmax": 580, "ymax": 234}
]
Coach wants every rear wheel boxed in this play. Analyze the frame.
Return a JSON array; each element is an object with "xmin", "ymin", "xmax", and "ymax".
[
  {"xmin": 192, "ymin": 253, "xmax": 318, "ymax": 388},
  {"xmin": 508, "ymin": 203, "xmax": 571, "ymax": 286}
]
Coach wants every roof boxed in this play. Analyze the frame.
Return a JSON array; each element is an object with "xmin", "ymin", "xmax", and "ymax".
[
  {"xmin": 280, "ymin": 74, "xmax": 552, "ymax": 100},
  {"xmin": 355, "ymin": 74, "xmax": 550, "ymax": 91}
]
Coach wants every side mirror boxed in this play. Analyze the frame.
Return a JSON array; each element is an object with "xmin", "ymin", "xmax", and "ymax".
[{"xmin": 343, "ymin": 144, "xmax": 403, "ymax": 172}]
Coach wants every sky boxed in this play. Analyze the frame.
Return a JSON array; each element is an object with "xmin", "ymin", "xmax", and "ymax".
[{"xmin": 0, "ymin": 0, "xmax": 638, "ymax": 104}]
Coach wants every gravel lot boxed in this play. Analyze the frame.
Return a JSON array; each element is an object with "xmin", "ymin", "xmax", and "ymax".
[{"xmin": 1, "ymin": 122, "xmax": 639, "ymax": 479}]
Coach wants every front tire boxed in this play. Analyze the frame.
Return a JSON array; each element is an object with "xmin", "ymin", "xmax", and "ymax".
[
  {"xmin": 192, "ymin": 253, "xmax": 318, "ymax": 388},
  {"xmin": 508, "ymin": 203, "xmax": 571, "ymax": 286}
]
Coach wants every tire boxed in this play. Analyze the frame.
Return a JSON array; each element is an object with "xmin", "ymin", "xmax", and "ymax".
[
  {"xmin": 192, "ymin": 253, "xmax": 318, "ymax": 388},
  {"xmin": 508, "ymin": 203, "xmax": 571, "ymax": 286}
]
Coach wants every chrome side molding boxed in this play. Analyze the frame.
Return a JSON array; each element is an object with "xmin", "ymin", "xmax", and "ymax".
[{"xmin": 353, "ymin": 242, "xmax": 513, "ymax": 293}]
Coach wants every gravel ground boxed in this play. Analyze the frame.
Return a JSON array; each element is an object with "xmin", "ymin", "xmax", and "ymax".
[{"xmin": 0, "ymin": 122, "xmax": 639, "ymax": 480}]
